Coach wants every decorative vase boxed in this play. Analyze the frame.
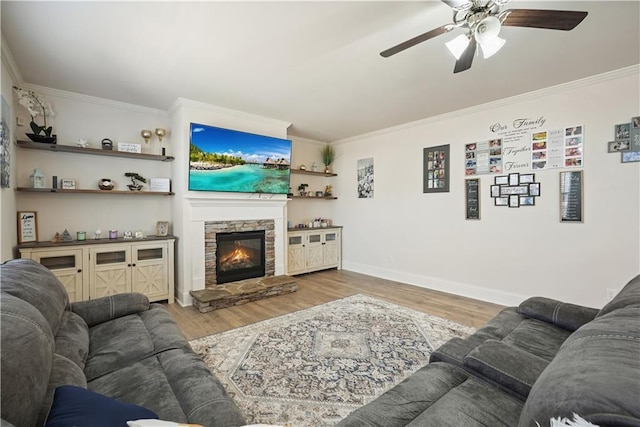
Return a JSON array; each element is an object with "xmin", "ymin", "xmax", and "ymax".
[
  {"xmin": 324, "ymin": 165, "xmax": 331, "ymax": 173},
  {"xmin": 26, "ymin": 133, "xmax": 57, "ymax": 144},
  {"xmin": 98, "ymin": 178, "xmax": 115, "ymax": 191},
  {"xmin": 127, "ymin": 184, "xmax": 143, "ymax": 191}
]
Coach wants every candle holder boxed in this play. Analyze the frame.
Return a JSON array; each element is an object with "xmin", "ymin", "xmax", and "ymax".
[
  {"xmin": 155, "ymin": 128, "xmax": 167, "ymax": 155},
  {"xmin": 141, "ymin": 129, "xmax": 152, "ymax": 144}
]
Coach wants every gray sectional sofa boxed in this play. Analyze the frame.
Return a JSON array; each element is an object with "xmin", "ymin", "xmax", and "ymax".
[
  {"xmin": 0, "ymin": 259, "xmax": 246, "ymax": 427},
  {"xmin": 338, "ymin": 274, "xmax": 640, "ymax": 427}
]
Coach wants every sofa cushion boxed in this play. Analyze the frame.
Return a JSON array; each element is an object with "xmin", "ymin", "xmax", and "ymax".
[
  {"xmin": 71, "ymin": 293, "xmax": 150, "ymax": 327},
  {"xmin": 54, "ymin": 310, "xmax": 90, "ymax": 369},
  {"xmin": 517, "ymin": 297, "xmax": 598, "ymax": 332},
  {"xmin": 0, "ymin": 259, "xmax": 68, "ymax": 334},
  {"xmin": 36, "ymin": 354, "xmax": 88, "ymax": 427},
  {"xmin": 597, "ymin": 274, "xmax": 640, "ymax": 317},
  {"xmin": 431, "ymin": 307, "xmax": 571, "ymax": 366},
  {"xmin": 84, "ymin": 305, "xmax": 191, "ymax": 381},
  {"xmin": 337, "ymin": 362, "xmax": 523, "ymax": 427},
  {"xmin": 44, "ymin": 385, "xmax": 157, "ymax": 427},
  {"xmin": 463, "ymin": 340, "xmax": 548, "ymax": 399},
  {"xmin": 519, "ymin": 307, "xmax": 640, "ymax": 427},
  {"xmin": 88, "ymin": 349, "xmax": 245, "ymax": 426},
  {"xmin": 0, "ymin": 292, "xmax": 54, "ymax": 427}
]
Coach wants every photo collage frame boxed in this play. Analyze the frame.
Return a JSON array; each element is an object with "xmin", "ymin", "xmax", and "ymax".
[{"xmin": 490, "ymin": 173, "xmax": 541, "ymax": 208}]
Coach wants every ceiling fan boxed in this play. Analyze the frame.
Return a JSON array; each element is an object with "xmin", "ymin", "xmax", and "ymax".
[{"xmin": 380, "ymin": 0, "xmax": 588, "ymax": 73}]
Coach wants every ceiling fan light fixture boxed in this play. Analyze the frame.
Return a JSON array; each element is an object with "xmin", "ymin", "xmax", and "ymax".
[
  {"xmin": 480, "ymin": 36, "xmax": 506, "ymax": 58},
  {"xmin": 446, "ymin": 34, "xmax": 470, "ymax": 59},
  {"xmin": 474, "ymin": 16, "xmax": 502, "ymax": 44}
]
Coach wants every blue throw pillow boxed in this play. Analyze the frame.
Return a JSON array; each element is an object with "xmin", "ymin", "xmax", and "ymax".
[{"xmin": 45, "ymin": 385, "xmax": 158, "ymax": 427}]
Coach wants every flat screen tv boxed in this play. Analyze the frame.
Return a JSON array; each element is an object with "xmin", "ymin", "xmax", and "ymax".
[{"xmin": 189, "ymin": 122, "xmax": 292, "ymax": 194}]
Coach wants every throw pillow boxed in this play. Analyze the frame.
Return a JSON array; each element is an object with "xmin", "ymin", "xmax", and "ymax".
[{"xmin": 45, "ymin": 385, "xmax": 158, "ymax": 427}]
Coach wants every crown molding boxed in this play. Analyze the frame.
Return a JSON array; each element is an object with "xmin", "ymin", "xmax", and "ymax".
[
  {"xmin": 334, "ymin": 65, "xmax": 640, "ymax": 145},
  {"xmin": 1, "ymin": 33, "xmax": 24, "ymax": 85},
  {"xmin": 19, "ymin": 83, "xmax": 169, "ymax": 117},
  {"xmin": 169, "ymin": 97, "xmax": 291, "ymax": 130},
  {"xmin": 289, "ymin": 135, "xmax": 328, "ymax": 146}
]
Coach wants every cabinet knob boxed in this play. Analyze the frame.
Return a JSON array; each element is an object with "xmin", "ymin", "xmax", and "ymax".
[
  {"xmin": 127, "ymin": 264, "xmax": 132, "ymax": 267},
  {"xmin": 77, "ymin": 269, "xmax": 82, "ymax": 273}
]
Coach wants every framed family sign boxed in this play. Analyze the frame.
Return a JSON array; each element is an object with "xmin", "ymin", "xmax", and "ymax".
[{"xmin": 17, "ymin": 211, "xmax": 38, "ymax": 243}]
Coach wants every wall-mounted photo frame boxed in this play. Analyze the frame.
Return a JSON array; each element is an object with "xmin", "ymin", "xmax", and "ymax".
[
  {"xmin": 621, "ymin": 151, "xmax": 640, "ymax": 163},
  {"xmin": 495, "ymin": 175, "xmax": 508, "ymax": 185},
  {"xmin": 17, "ymin": 211, "xmax": 38, "ymax": 243},
  {"xmin": 61, "ymin": 179, "xmax": 76, "ymax": 189},
  {"xmin": 508, "ymin": 173, "xmax": 520, "ymax": 186},
  {"xmin": 519, "ymin": 173, "xmax": 535, "ymax": 184},
  {"xmin": 529, "ymin": 183, "xmax": 541, "ymax": 196},
  {"xmin": 608, "ymin": 140, "xmax": 630, "ymax": 152},
  {"xmin": 560, "ymin": 170, "xmax": 584, "ymax": 223},
  {"xmin": 615, "ymin": 123, "xmax": 630, "ymax": 140},
  {"xmin": 155, "ymin": 221, "xmax": 169, "ymax": 236},
  {"xmin": 509, "ymin": 195, "xmax": 520, "ymax": 208},
  {"xmin": 465, "ymin": 178, "xmax": 480, "ymax": 220},
  {"xmin": 520, "ymin": 196, "xmax": 535, "ymax": 206},
  {"xmin": 423, "ymin": 144, "xmax": 450, "ymax": 193},
  {"xmin": 490, "ymin": 185, "xmax": 500, "ymax": 197},
  {"xmin": 495, "ymin": 197, "xmax": 509, "ymax": 206}
]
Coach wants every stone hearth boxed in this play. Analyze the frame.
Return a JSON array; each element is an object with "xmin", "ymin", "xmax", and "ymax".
[{"xmin": 190, "ymin": 275, "xmax": 297, "ymax": 313}]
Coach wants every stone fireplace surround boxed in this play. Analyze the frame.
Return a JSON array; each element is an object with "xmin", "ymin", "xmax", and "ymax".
[
  {"xmin": 180, "ymin": 197, "xmax": 288, "ymax": 305},
  {"xmin": 205, "ymin": 219, "xmax": 275, "ymax": 286}
]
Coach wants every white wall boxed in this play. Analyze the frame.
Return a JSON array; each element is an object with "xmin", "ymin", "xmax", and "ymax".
[
  {"xmin": 1, "ymin": 49, "xmax": 18, "ymax": 261},
  {"xmin": 12, "ymin": 86, "xmax": 172, "ymax": 242},
  {"xmin": 331, "ymin": 67, "xmax": 640, "ymax": 308}
]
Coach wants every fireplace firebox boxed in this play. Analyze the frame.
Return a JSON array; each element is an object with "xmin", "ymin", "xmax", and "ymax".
[{"xmin": 216, "ymin": 230, "xmax": 266, "ymax": 284}]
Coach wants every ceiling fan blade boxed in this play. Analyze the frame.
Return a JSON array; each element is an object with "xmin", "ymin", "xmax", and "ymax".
[
  {"xmin": 440, "ymin": 0, "xmax": 473, "ymax": 11},
  {"xmin": 380, "ymin": 26, "xmax": 452, "ymax": 58},
  {"xmin": 453, "ymin": 37, "xmax": 476, "ymax": 73},
  {"xmin": 502, "ymin": 9, "xmax": 588, "ymax": 31}
]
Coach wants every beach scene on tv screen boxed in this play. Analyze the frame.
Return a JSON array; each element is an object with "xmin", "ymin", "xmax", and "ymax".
[{"xmin": 189, "ymin": 124, "xmax": 291, "ymax": 194}]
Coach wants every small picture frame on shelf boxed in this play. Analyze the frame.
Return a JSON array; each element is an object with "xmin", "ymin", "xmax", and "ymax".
[
  {"xmin": 155, "ymin": 221, "xmax": 169, "ymax": 236},
  {"xmin": 17, "ymin": 211, "xmax": 38, "ymax": 244},
  {"xmin": 60, "ymin": 179, "xmax": 76, "ymax": 189}
]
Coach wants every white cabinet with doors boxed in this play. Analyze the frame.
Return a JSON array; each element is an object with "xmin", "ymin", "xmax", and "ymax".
[
  {"xmin": 19, "ymin": 236, "xmax": 175, "ymax": 303},
  {"xmin": 287, "ymin": 227, "xmax": 341, "ymax": 275}
]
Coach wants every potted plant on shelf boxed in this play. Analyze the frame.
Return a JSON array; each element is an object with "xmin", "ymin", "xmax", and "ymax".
[
  {"xmin": 320, "ymin": 144, "xmax": 335, "ymax": 173},
  {"xmin": 297, "ymin": 183, "xmax": 309, "ymax": 196},
  {"xmin": 124, "ymin": 172, "xmax": 146, "ymax": 191},
  {"xmin": 13, "ymin": 86, "xmax": 57, "ymax": 144}
]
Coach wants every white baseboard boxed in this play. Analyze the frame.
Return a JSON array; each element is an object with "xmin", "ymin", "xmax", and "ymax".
[{"xmin": 342, "ymin": 261, "xmax": 527, "ymax": 307}]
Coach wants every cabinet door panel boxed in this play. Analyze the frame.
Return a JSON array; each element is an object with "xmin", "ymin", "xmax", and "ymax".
[
  {"xmin": 90, "ymin": 246, "xmax": 131, "ymax": 298},
  {"xmin": 133, "ymin": 264, "xmax": 166, "ymax": 297},
  {"xmin": 93, "ymin": 268, "xmax": 131, "ymax": 297},
  {"xmin": 287, "ymin": 246, "xmax": 306, "ymax": 274},
  {"xmin": 32, "ymin": 249, "xmax": 84, "ymax": 302}
]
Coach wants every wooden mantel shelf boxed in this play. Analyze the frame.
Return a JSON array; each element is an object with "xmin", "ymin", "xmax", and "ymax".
[
  {"xmin": 17, "ymin": 187, "xmax": 174, "ymax": 196},
  {"xmin": 16, "ymin": 140, "xmax": 174, "ymax": 162}
]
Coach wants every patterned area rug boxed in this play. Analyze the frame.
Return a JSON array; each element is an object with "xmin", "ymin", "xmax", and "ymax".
[{"xmin": 189, "ymin": 294, "xmax": 474, "ymax": 427}]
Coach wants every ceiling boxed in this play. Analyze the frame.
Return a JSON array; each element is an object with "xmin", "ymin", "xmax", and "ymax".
[{"xmin": 2, "ymin": 1, "xmax": 639, "ymax": 142}]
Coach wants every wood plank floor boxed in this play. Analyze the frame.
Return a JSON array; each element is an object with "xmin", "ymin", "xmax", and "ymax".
[{"xmin": 163, "ymin": 269, "xmax": 505, "ymax": 341}]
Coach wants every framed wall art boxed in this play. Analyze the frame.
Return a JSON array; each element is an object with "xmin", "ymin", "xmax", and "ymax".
[
  {"xmin": 423, "ymin": 144, "xmax": 450, "ymax": 193},
  {"xmin": 560, "ymin": 170, "xmax": 583, "ymax": 223},
  {"xmin": 465, "ymin": 178, "xmax": 480, "ymax": 220},
  {"xmin": 17, "ymin": 211, "xmax": 38, "ymax": 243}
]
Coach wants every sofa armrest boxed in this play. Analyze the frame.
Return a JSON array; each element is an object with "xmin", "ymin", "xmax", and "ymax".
[
  {"xmin": 70, "ymin": 293, "xmax": 149, "ymax": 327},
  {"xmin": 463, "ymin": 339, "xmax": 549, "ymax": 399},
  {"xmin": 517, "ymin": 297, "xmax": 598, "ymax": 332}
]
